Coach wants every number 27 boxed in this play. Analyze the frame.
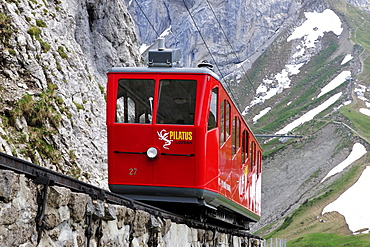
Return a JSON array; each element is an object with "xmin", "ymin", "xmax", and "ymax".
[{"xmin": 129, "ymin": 168, "xmax": 137, "ymax": 175}]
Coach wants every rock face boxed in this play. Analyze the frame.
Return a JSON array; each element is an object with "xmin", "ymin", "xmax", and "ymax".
[
  {"xmin": 0, "ymin": 170, "xmax": 260, "ymax": 247},
  {"xmin": 347, "ymin": 0, "xmax": 370, "ymax": 12},
  {"xmin": 126, "ymin": 0, "xmax": 370, "ymax": 71},
  {"xmin": 0, "ymin": 0, "xmax": 141, "ymax": 188},
  {"xmin": 125, "ymin": 0, "xmax": 301, "ymax": 75}
]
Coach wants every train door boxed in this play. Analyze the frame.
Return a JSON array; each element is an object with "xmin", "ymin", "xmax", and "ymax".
[
  {"xmin": 249, "ymin": 141, "xmax": 257, "ymax": 211},
  {"xmin": 108, "ymin": 76, "xmax": 157, "ymax": 186},
  {"xmin": 152, "ymin": 76, "xmax": 198, "ymax": 187},
  {"xmin": 204, "ymin": 86, "xmax": 219, "ymax": 191},
  {"xmin": 255, "ymin": 150, "xmax": 262, "ymax": 214}
]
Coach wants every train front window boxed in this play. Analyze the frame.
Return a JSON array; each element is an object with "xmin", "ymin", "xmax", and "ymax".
[
  {"xmin": 156, "ymin": 80, "xmax": 197, "ymax": 125},
  {"xmin": 116, "ymin": 79, "xmax": 155, "ymax": 123}
]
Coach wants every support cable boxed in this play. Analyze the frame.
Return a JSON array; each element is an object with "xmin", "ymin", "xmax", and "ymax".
[
  {"xmin": 180, "ymin": 0, "xmax": 218, "ymax": 71},
  {"xmin": 204, "ymin": 0, "xmax": 256, "ymax": 92},
  {"xmin": 181, "ymin": 0, "xmax": 240, "ymax": 108},
  {"xmin": 133, "ymin": 0, "xmax": 159, "ymax": 38}
]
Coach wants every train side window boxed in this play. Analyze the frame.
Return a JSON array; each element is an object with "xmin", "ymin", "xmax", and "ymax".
[
  {"xmin": 232, "ymin": 116, "xmax": 240, "ymax": 155},
  {"xmin": 236, "ymin": 118, "xmax": 240, "ymax": 150},
  {"xmin": 226, "ymin": 101, "xmax": 231, "ymax": 138},
  {"xmin": 156, "ymin": 79, "xmax": 197, "ymax": 125},
  {"xmin": 232, "ymin": 118, "xmax": 235, "ymax": 155},
  {"xmin": 220, "ymin": 100, "xmax": 230, "ymax": 145},
  {"xmin": 257, "ymin": 150, "xmax": 262, "ymax": 175},
  {"xmin": 250, "ymin": 141, "xmax": 256, "ymax": 172},
  {"xmin": 208, "ymin": 87, "xmax": 218, "ymax": 130},
  {"xmin": 220, "ymin": 100, "xmax": 225, "ymax": 144},
  {"xmin": 242, "ymin": 130, "xmax": 249, "ymax": 163},
  {"xmin": 116, "ymin": 79, "xmax": 155, "ymax": 123}
]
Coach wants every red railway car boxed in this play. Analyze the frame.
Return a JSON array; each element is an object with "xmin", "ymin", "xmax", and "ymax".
[{"xmin": 106, "ymin": 48, "xmax": 262, "ymax": 228}]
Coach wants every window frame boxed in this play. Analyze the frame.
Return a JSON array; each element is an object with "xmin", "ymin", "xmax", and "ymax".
[
  {"xmin": 115, "ymin": 78, "xmax": 155, "ymax": 124},
  {"xmin": 242, "ymin": 129, "xmax": 249, "ymax": 164}
]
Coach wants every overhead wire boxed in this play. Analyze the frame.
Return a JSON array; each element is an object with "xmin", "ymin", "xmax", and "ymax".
[
  {"xmin": 204, "ymin": 0, "xmax": 256, "ymax": 92},
  {"xmin": 203, "ymin": 1, "xmax": 287, "ymax": 137},
  {"xmin": 190, "ymin": 1, "xmax": 295, "ymax": 138},
  {"xmin": 180, "ymin": 1, "xmax": 222, "ymax": 75},
  {"xmin": 133, "ymin": 0, "xmax": 255, "ymax": 113},
  {"xmin": 131, "ymin": 0, "xmax": 297, "ymax": 138},
  {"xmin": 180, "ymin": 0, "xmax": 240, "ymax": 109},
  {"xmin": 133, "ymin": 0, "xmax": 255, "ymax": 98},
  {"xmin": 132, "ymin": 0, "xmax": 159, "ymax": 38}
]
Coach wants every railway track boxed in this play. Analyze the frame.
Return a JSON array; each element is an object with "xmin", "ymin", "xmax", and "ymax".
[{"xmin": 0, "ymin": 151, "xmax": 263, "ymax": 246}]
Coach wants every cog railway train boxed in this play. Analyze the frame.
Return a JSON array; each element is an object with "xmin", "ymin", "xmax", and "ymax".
[{"xmin": 106, "ymin": 45, "xmax": 262, "ymax": 229}]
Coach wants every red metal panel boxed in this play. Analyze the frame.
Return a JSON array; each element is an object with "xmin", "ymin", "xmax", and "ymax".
[
  {"xmin": 204, "ymin": 129, "xmax": 219, "ymax": 192},
  {"xmin": 152, "ymin": 125, "xmax": 197, "ymax": 186},
  {"xmin": 218, "ymin": 137, "xmax": 232, "ymax": 199},
  {"xmin": 107, "ymin": 124, "xmax": 154, "ymax": 185}
]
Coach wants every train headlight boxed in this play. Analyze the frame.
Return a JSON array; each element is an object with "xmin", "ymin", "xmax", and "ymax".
[{"xmin": 146, "ymin": 147, "xmax": 158, "ymax": 159}]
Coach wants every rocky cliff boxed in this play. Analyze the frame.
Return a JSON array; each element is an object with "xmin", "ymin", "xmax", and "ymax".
[
  {"xmin": 0, "ymin": 0, "xmax": 141, "ymax": 188},
  {"xmin": 125, "ymin": 0, "xmax": 301, "ymax": 76},
  {"xmin": 127, "ymin": 0, "xmax": 370, "ymax": 69},
  {"xmin": 1, "ymin": 169, "xmax": 260, "ymax": 246},
  {"xmin": 126, "ymin": 0, "xmax": 370, "ymax": 103}
]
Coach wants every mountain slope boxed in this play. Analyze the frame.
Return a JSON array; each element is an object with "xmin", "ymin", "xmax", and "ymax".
[
  {"xmin": 125, "ymin": 0, "xmax": 301, "ymax": 78},
  {"xmin": 244, "ymin": 0, "xmax": 370, "ymax": 241}
]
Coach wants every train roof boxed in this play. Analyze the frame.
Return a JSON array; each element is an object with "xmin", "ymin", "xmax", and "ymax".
[
  {"xmin": 107, "ymin": 66, "xmax": 221, "ymax": 81},
  {"xmin": 109, "ymin": 47, "xmax": 220, "ymax": 80},
  {"xmin": 108, "ymin": 65, "xmax": 261, "ymax": 147}
]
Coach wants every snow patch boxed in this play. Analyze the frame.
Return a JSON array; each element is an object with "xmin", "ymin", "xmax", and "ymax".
[
  {"xmin": 139, "ymin": 26, "xmax": 172, "ymax": 54},
  {"xmin": 242, "ymin": 63, "xmax": 304, "ymax": 115},
  {"xmin": 159, "ymin": 26, "xmax": 172, "ymax": 38},
  {"xmin": 287, "ymin": 9, "xmax": 343, "ymax": 48},
  {"xmin": 354, "ymin": 83, "xmax": 370, "ymax": 104},
  {"xmin": 322, "ymin": 165, "xmax": 370, "ymax": 234},
  {"xmin": 243, "ymin": 9, "xmax": 343, "ymax": 115},
  {"xmin": 321, "ymin": 143, "xmax": 367, "ymax": 182},
  {"xmin": 359, "ymin": 108, "xmax": 370, "ymax": 117},
  {"xmin": 275, "ymin": 92, "xmax": 342, "ymax": 135},
  {"xmin": 341, "ymin": 54, "xmax": 353, "ymax": 65},
  {"xmin": 316, "ymin": 71, "xmax": 351, "ymax": 98},
  {"xmin": 139, "ymin": 44, "xmax": 150, "ymax": 54},
  {"xmin": 253, "ymin": 107, "xmax": 272, "ymax": 123}
]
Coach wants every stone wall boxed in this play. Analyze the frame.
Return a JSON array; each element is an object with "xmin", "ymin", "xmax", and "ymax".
[
  {"xmin": 0, "ymin": 0, "xmax": 142, "ymax": 189},
  {"xmin": 0, "ymin": 170, "xmax": 261, "ymax": 247}
]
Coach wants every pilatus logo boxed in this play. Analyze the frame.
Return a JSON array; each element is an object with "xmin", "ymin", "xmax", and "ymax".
[
  {"xmin": 157, "ymin": 129, "xmax": 193, "ymax": 149},
  {"xmin": 157, "ymin": 129, "xmax": 173, "ymax": 150}
]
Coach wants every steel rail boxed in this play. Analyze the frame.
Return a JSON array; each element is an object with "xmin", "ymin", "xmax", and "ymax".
[{"xmin": 0, "ymin": 151, "xmax": 262, "ymax": 240}]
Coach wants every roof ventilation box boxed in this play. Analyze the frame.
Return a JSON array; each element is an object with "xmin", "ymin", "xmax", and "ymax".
[
  {"xmin": 148, "ymin": 49, "xmax": 181, "ymax": 67},
  {"xmin": 147, "ymin": 38, "xmax": 181, "ymax": 67}
]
